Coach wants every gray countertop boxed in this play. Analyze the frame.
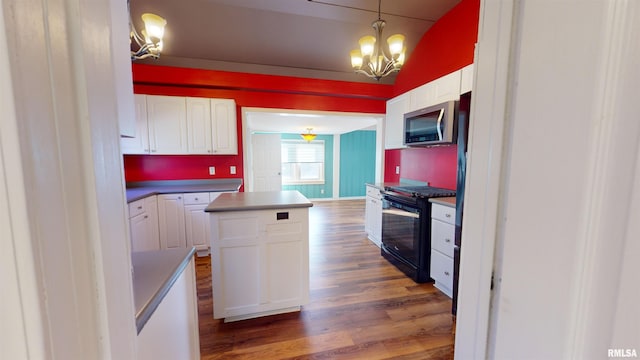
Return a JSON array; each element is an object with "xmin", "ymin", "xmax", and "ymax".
[
  {"xmin": 205, "ymin": 190, "xmax": 313, "ymax": 212},
  {"xmin": 126, "ymin": 178, "xmax": 242, "ymax": 203},
  {"xmin": 429, "ymin": 196, "xmax": 456, "ymax": 207},
  {"xmin": 131, "ymin": 247, "xmax": 196, "ymax": 334}
]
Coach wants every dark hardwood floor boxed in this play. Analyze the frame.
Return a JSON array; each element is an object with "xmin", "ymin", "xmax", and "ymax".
[{"xmin": 196, "ymin": 199, "xmax": 455, "ymax": 359}]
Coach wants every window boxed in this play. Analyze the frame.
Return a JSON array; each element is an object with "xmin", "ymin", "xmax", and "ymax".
[{"xmin": 281, "ymin": 139, "xmax": 325, "ymax": 185}]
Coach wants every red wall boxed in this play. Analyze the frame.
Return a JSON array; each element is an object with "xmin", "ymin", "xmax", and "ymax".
[
  {"xmin": 393, "ymin": 0, "xmax": 480, "ymax": 96},
  {"xmin": 383, "ymin": 146, "xmax": 458, "ymax": 190},
  {"xmin": 383, "ymin": 0, "xmax": 479, "ymax": 188},
  {"xmin": 124, "ymin": 66, "xmax": 392, "ymax": 185},
  {"xmin": 124, "ymin": 0, "xmax": 480, "ymax": 189}
]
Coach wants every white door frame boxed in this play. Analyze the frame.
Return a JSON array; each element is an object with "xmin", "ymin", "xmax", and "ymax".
[
  {"xmin": 1, "ymin": 0, "xmax": 136, "ymax": 358},
  {"xmin": 455, "ymin": 0, "xmax": 640, "ymax": 358},
  {"xmin": 241, "ymin": 107, "xmax": 384, "ymax": 195}
]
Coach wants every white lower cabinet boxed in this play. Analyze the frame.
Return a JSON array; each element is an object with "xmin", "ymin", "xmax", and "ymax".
[
  {"xmin": 430, "ymin": 202, "xmax": 456, "ymax": 298},
  {"xmin": 137, "ymin": 256, "xmax": 200, "ymax": 360},
  {"xmin": 130, "ymin": 192, "xmax": 228, "ymax": 254},
  {"xmin": 158, "ymin": 194, "xmax": 187, "ymax": 249},
  {"xmin": 210, "ymin": 207, "xmax": 309, "ymax": 321},
  {"xmin": 364, "ymin": 185, "xmax": 382, "ymax": 247},
  {"xmin": 128, "ymin": 196, "xmax": 160, "ymax": 252},
  {"xmin": 183, "ymin": 192, "xmax": 222, "ymax": 256}
]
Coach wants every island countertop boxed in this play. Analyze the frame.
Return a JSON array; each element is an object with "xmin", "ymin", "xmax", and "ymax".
[{"xmin": 205, "ymin": 190, "xmax": 313, "ymax": 212}]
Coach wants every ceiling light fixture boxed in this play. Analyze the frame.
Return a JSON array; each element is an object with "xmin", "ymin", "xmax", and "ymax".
[
  {"xmin": 349, "ymin": 0, "xmax": 405, "ymax": 81},
  {"xmin": 300, "ymin": 128, "xmax": 317, "ymax": 142},
  {"xmin": 129, "ymin": 0, "xmax": 167, "ymax": 60}
]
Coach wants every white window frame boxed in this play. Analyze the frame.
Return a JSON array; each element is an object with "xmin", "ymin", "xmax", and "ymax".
[{"xmin": 281, "ymin": 139, "xmax": 325, "ymax": 185}]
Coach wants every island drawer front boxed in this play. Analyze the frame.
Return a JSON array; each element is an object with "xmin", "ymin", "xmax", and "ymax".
[
  {"xmin": 431, "ymin": 219, "xmax": 455, "ymax": 257},
  {"xmin": 432, "ymin": 203, "xmax": 455, "ymax": 224},
  {"xmin": 183, "ymin": 192, "xmax": 210, "ymax": 205},
  {"xmin": 129, "ymin": 198, "xmax": 146, "ymax": 218},
  {"xmin": 430, "ymin": 250, "xmax": 454, "ymax": 292}
]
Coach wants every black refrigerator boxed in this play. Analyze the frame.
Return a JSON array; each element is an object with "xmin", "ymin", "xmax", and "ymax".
[{"xmin": 452, "ymin": 92, "xmax": 471, "ymax": 315}]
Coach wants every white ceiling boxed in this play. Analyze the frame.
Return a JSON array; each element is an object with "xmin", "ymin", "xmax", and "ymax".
[
  {"xmin": 129, "ymin": 0, "xmax": 459, "ymax": 134},
  {"xmin": 245, "ymin": 109, "xmax": 381, "ymax": 135}
]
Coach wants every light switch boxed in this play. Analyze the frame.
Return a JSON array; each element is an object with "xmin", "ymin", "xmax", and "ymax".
[
  {"xmin": 209, "ymin": 166, "xmax": 215, "ymax": 175},
  {"xmin": 230, "ymin": 166, "xmax": 236, "ymax": 174}
]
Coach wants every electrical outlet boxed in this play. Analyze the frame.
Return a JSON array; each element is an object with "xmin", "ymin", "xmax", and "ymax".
[
  {"xmin": 395, "ymin": 166, "xmax": 400, "ymax": 174},
  {"xmin": 320, "ymin": 189, "xmax": 324, "ymax": 194},
  {"xmin": 230, "ymin": 166, "xmax": 236, "ymax": 174},
  {"xmin": 209, "ymin": 166, "xmax": 215, "ymax": 175}
]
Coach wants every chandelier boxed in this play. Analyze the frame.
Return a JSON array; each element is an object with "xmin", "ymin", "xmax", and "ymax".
[
  {"xmin": 300, "ymin": 128, "xmax": 317, "ymax": 142},
  {"xmin": 349, "ymin": 0, "xmax": 406, "ymax": 80},
  {"xmin": 129, "ymin": 0, "xmax": 167, "ymax": 60}
]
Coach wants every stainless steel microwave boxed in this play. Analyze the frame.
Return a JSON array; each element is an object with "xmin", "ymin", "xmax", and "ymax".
[{"xmin": 403, "ymin": 100, "xmax": 458, "ymax": 146}]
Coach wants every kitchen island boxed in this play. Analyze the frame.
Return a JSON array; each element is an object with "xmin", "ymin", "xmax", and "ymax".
[{"xmin": 205, "ymin": 190, "xmax": 313, "ymax": 322}]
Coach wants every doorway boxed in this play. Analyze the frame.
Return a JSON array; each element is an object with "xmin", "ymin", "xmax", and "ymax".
[{"xmin": 241, "ymin": 108, "xmax": 384, "ymax": 198}]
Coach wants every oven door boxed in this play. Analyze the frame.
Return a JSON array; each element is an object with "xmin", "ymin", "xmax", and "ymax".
[{"xmin": 381, "ymin": 195, "xmax": 421, "ymax": 266}]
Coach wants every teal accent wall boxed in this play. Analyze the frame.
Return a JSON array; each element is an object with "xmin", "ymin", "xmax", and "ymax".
[
  {"xmin": 339, "ymin": 130, "xmax": 376, "ymax": 197},
  {"xmin": 281, "ymin": 133, "xmax": 334, "ymax": 199}
]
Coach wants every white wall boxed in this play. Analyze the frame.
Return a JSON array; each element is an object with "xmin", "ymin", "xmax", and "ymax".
[{"xmin": 456, "ymin": 0, "xmax": 640, "ymax": 359}]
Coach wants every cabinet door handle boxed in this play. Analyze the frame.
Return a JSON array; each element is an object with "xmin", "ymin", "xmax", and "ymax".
[
  {"xmin": 445, "ymin": 238, "xmax": 451, "ymax": 243},
  {"xmin": 445, "ymin": 213, "xmax": 452, "ymax": 218},
  {"xmin": 444, "ymin": 271, "xmax": 450, "ymax": 276},
  {"xmin": 137, "ymin": 206, "xmax": 143, "ymax": 210},
  {"xmin": 144, "ymin": 215, "xmax": 148, "ymax": 219}
]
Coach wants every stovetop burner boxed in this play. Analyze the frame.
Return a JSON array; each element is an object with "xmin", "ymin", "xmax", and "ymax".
[{"xmin": 386, "ymin": 185, "xmax": 456, "ymax": 199}]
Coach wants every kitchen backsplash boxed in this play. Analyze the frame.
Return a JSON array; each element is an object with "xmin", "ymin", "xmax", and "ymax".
[
  {"xmin": 384, "ymin": 145, "xmax": 457, "ymax": 190},
  {"xmin": 123, "ymin": 154, "xmax": 243, "ymax": 183}
]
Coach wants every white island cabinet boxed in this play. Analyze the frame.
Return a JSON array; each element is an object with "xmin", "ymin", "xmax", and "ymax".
[{"xmin": 205, "ymin": 191, "xmax": 313, "ymax": 322}]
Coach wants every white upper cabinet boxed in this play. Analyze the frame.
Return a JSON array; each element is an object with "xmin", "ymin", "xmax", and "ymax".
[
  {"xmin": 210, "ymin": 99, "xmax": 238, "ymax": 155},
  {"xmin": 186, "ymin": 98, "xmax": 237, "ymax": 155},
  {"xmin": 120, "ymin": 94, "xmax": 150, "ymax": 154},
  {"xmin": 384, "ymin": 93, "xmax": 410, "ymax": 150},
  {"xmin": 409, "ymin": 70, "xmax": 461, "ymax": 112},
  {"xmin": 186, "ymin": 97, "xmax": 213, "ymax": 154},
  {"xmin": 147, "ymin": 95, "xmax": 189, "ymax": 154},
  {"xmin": 122, "ymin": 95, "xmax": 237, "ymax": 155},
  {"xmin": 384, "ymin": 65, "xmax": 472, "ymax": 150},
  {"xmin": 460, "ymin": 63, "xmax": 474, "ymax": 94},
  {"xmin": 433, "ymin": 70, "xmax": 462, "ymax": 104}
]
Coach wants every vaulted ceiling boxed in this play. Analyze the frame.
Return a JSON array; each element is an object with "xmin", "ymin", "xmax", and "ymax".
[{"xmin": 130, "ymin": 0, "xmax": 461, "ymax": 84}]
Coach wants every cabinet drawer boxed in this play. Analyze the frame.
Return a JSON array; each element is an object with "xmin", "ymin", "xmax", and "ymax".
[
  {"xmin": 366, "ymin": 185, "xmax": 382, "ymax": 199},
  {"xmin": 431, "ymin": 219, "xmax": 455, "ymax": 257},
  {"xmin": 128, "ymin": 198, "xmax": 146, "ymax": 218},
  {"xmin": 430, "ymin": 249, "xmax": 453, "ymax": 292},
  {"xmin": 183, "ymin": 192, "xmax": 210, "ymax": 205},
  {"xmin": 432, "ymin": 203, "xmax": 455, "ymax": 224}
]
